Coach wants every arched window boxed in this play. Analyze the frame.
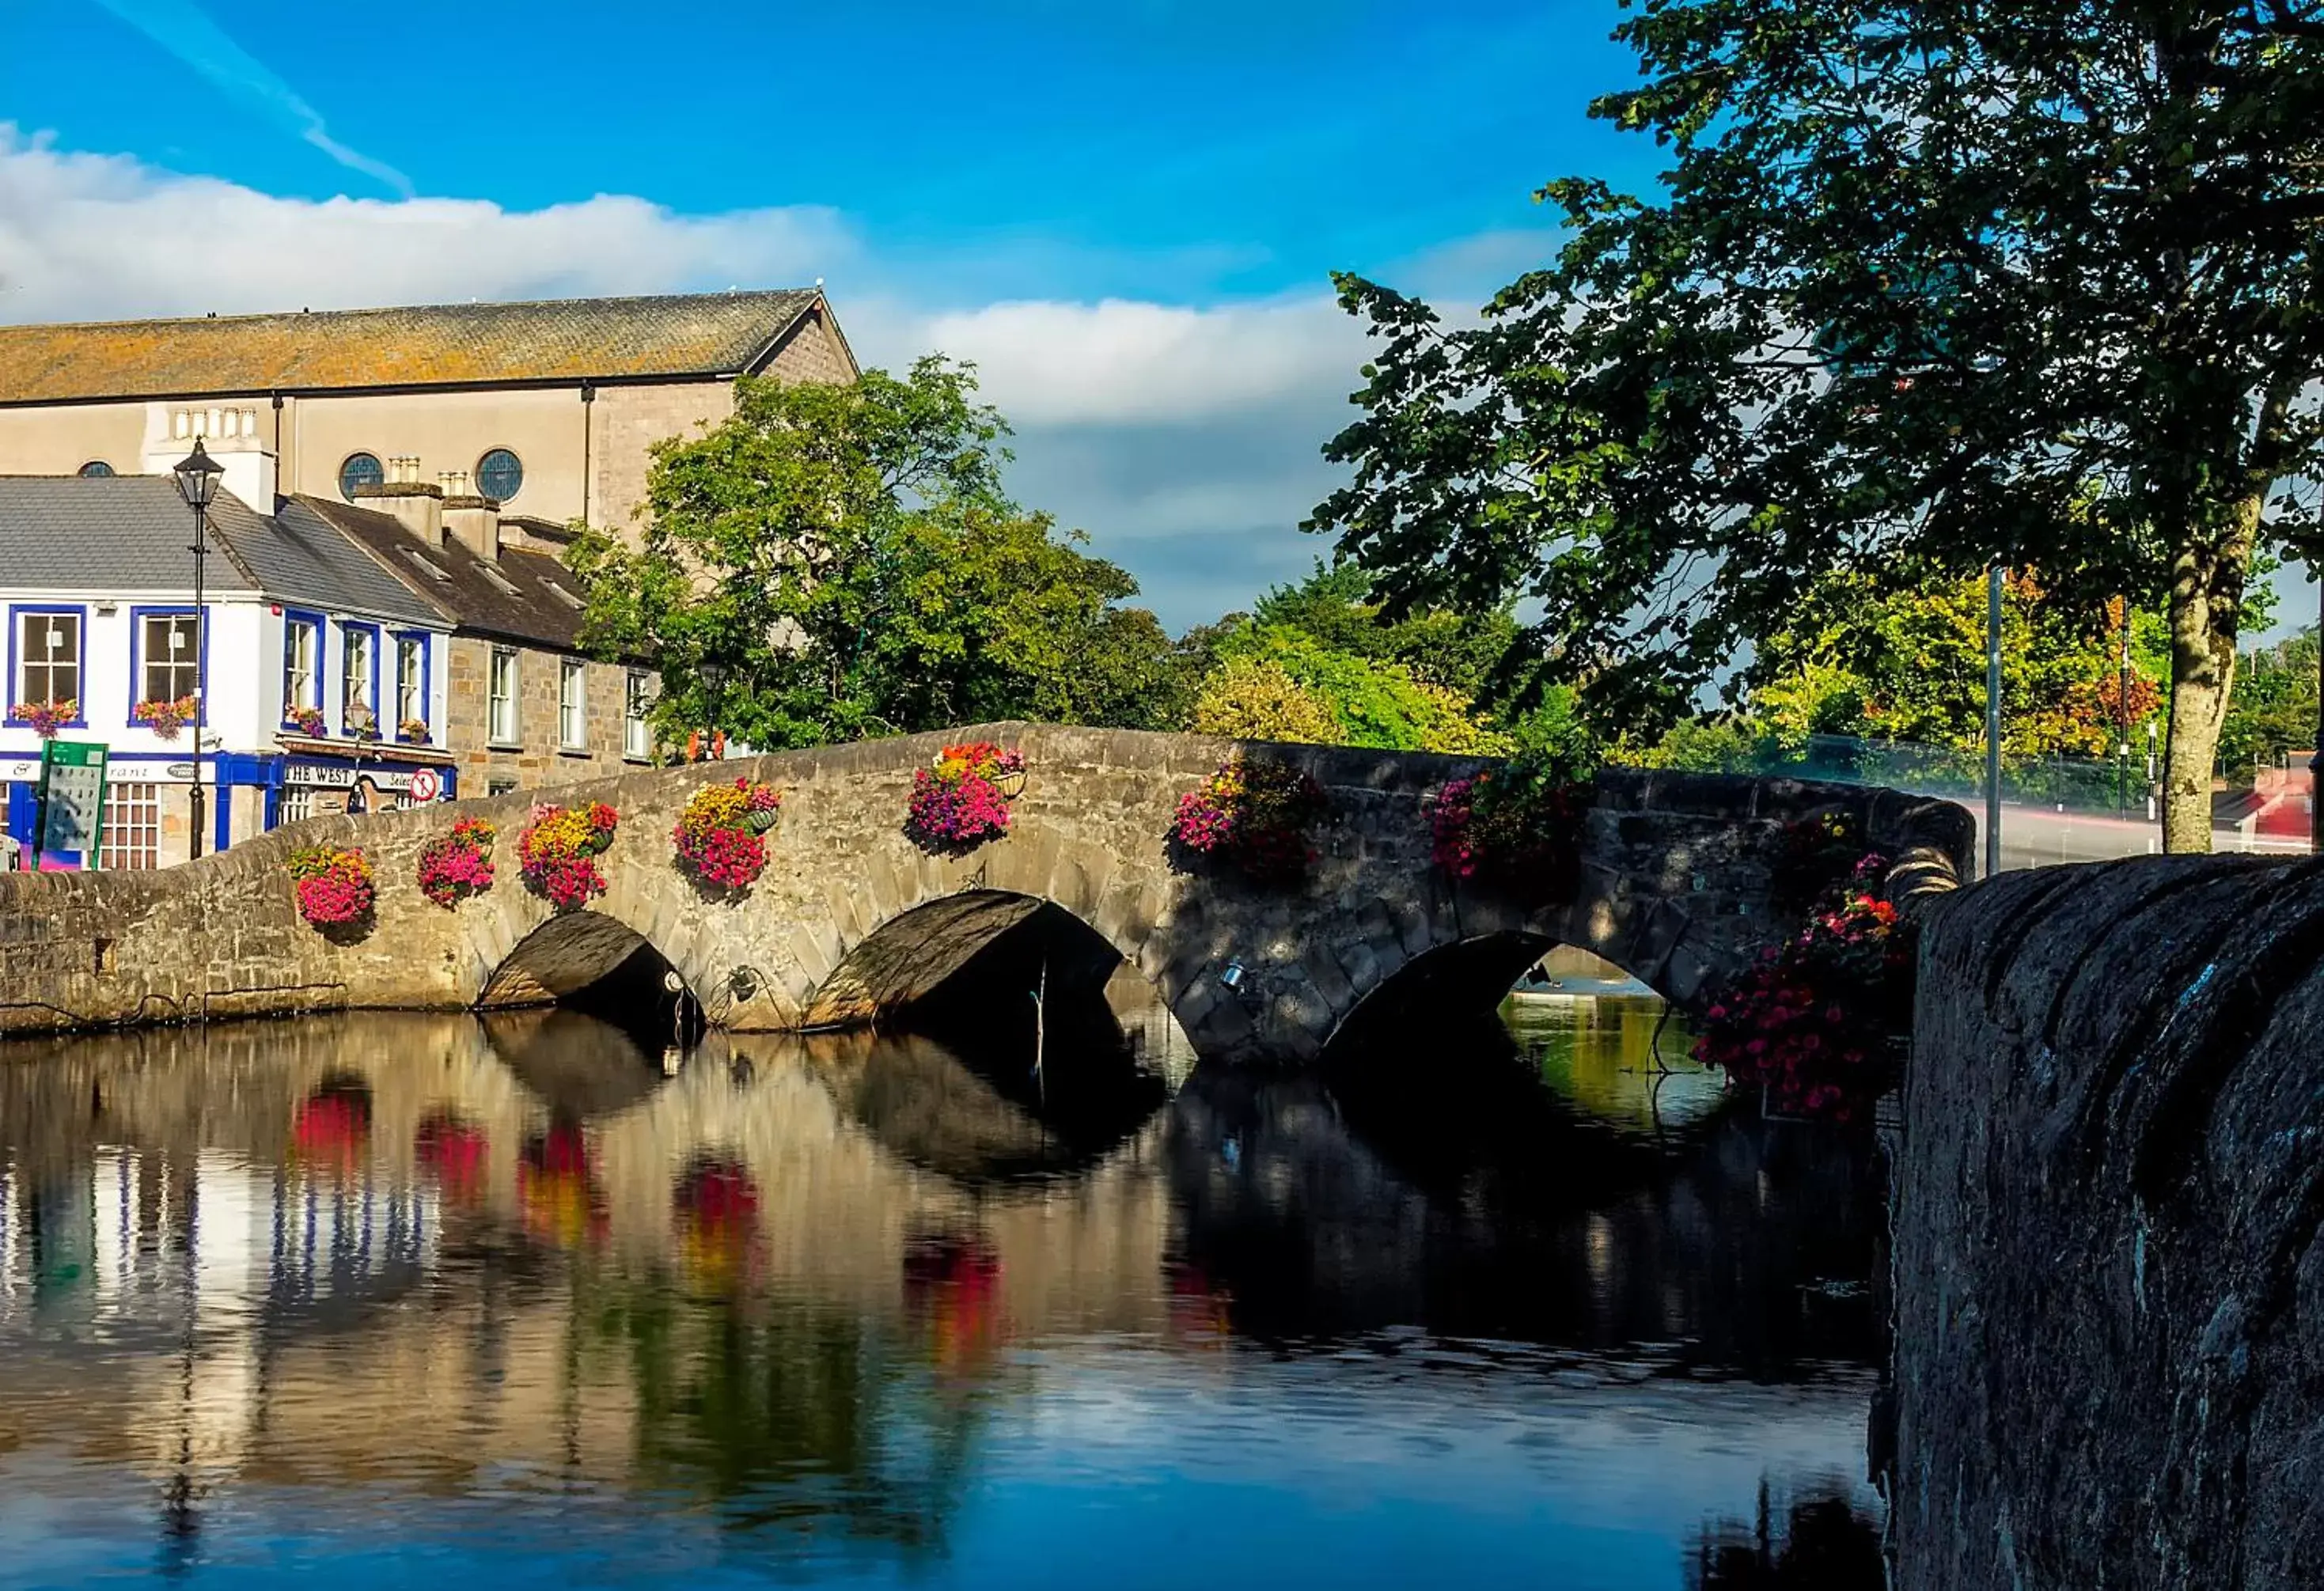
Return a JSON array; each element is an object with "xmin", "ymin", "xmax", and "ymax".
[
  {"xmin": 476, "ymin": 448, "xmax": 523, "ymax": 504},
  {"xmin": 339, "ymin": 452, "xmax": 385, "ymax": 501},
  {"xmin": 77, "ymin": 460, "xmax": 115, "ymax": 477}
]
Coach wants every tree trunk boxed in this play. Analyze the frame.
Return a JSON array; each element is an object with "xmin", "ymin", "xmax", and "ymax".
[{"xmin": 2160, "ymin": 502, "xmax": 2258, "ymax": 853}]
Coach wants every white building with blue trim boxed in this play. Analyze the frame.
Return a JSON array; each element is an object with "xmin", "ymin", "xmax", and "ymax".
[{"xmin": 0, "ymin": 466, "xmax": 455, "ymax": 868}]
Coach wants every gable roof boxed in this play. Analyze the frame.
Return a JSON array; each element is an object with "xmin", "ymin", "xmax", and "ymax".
[
  {"xmin": 294, "ymin": 494, "xmax": 597, "ymax": 653},
  {"xmin": 0, "ymin": 290, "xmax": 827, "ymax": 406},
  {"xmin": 0, "ymin": 475, "xmax": 439, "ymax": 626}
]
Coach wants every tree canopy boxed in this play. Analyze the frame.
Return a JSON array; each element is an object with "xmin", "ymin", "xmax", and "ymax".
[
  {"xmin": 566, "ymin": 358, "xmax": 1201, "ymax": 748},
  {"xmin": 1311, "ymin": 0, "xmax": 2324, "ymax": 848}
]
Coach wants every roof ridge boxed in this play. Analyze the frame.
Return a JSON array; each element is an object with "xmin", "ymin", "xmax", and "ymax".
[{"xmin": 0, "ymin": 288, "xmax": 818, "ymax": 335}]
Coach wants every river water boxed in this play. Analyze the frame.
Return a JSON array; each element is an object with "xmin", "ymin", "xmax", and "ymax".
[{"xmin": 0, "ymin": 992, "xmax": 1887, "ymax": 1589}]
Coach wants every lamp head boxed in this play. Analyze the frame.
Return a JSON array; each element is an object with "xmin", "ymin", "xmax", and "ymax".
[{"xmin": 172, "ymin": 439, "xmax": 225, "ymax": 509}]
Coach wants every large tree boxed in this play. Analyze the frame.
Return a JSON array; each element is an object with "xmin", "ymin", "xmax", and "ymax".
[
  {"xmin": 567, "ymin": 358, "xmax": 1198, "ymax": 748},
  {"xmin": 1311, "ymin": 0, "xmax": 2324, "ymax": 849}
]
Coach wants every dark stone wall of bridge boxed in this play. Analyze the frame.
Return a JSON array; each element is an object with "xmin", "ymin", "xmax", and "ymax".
[
  {"xmin": 1891, "ymin": 854, "xmax": 2324, "ymax": 1590},
  {"xmin": 0, "ymin": 722, "xmax": 1969, "ymax": 1062}
]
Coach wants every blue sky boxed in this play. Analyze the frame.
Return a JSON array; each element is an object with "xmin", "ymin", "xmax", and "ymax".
[{"xmin": 0, "ymin": 0, "xmax": 1651, "ymax": 628}]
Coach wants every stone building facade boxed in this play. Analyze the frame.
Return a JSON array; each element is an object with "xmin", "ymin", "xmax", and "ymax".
[{"xmin": 0, "ymin": 290, "xmax": 859, "ymax": 540}]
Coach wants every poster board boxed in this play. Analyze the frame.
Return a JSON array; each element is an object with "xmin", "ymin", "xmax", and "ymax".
[{"xmin": 36, "ymin": 740, "xmax": 109, "ymax": 868}]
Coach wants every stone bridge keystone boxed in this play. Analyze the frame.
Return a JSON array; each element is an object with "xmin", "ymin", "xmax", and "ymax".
[{"xmin": 0, "ymin": 723, "xmax": 1972, "ymax": 1061}]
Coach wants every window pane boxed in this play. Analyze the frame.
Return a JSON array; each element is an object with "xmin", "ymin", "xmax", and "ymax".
[
  {"xmin": 285, "ymin": 620, "xmax": 317, "ymax": 711},
  {"xmin": 343, "ymin": 629, "xmax": 373, "ymax": 710},
  {"xmin": 396, "ymin": 638, "xmax": 425, "ymax": 725},
  {"xmin": 623, "ymin": 671, "xmax": 652, "ymax": 758},
  {"xmin": 489, "ymin": 650, "xmax": 518, "ymax": 742},
  {"xmin": 142, "ymin": 614, "xmax": 199, "ymax": 706},
  {"xmin": 559, "ymin": 661, "xmax": 586, "ymax": 748},
  {"xmin": 100, "ymin": 782, "xmax": 160, "ymax": 869},
  {"xmin": 19, "ymin": 612, "xmax": 80, "ymax": 706}
]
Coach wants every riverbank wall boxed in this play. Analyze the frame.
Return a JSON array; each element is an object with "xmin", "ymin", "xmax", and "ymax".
[{"xmin": 1891, "ymin": 853, "xmax": 2324, "ymax": 1589}]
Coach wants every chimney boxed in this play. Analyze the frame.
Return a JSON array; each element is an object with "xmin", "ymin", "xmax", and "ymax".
[
  {"xmin": 440, "ymin": 469, "xmax": 502, "ymax": 563},
  {"xmin": 352, "ymin": 456, "xmax": 444, "ymax": 545},
  {"xmin": 141, "ymin": 403, "xmax": 277, "ymax": 509}
]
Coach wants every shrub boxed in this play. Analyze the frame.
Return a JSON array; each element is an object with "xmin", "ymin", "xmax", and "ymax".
[
  {"xmin": 673, "ymin": 778, "xmax": 781, "ymax": 889},
  {"xmin": 904, "ymin": 742, "xmax": 1023, "ymax": 853},
  {"xmin": 1693, "ymin": 885, "xmax": 1911, "ymax": 1123},
  {"xmin": 518, "ymin": 801, "xmax": 618, "ymax": 911},
  {"xmin": 417, "ymin": 816, "xmax": 496, "ymax": 908},
  {"xmin": 1170, "ymin": 755, "xmax": 1329, "ymax": 885},
  {"xmin": 287, "ymin": 844, "xmax": 374, "ymax": 927}
]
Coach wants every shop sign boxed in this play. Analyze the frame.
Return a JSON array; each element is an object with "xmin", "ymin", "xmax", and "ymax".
[{"xmin": 285, "ymin": 761, "xmax": 424, "ymax": 794}]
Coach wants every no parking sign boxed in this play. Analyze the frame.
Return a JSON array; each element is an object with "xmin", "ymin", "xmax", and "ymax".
[{"xmin": 408, "ymin": 768, "xmax": 442, "ymax": 803}]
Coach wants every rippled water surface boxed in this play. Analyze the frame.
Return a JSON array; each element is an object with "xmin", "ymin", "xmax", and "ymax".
[{"xmin": 0, "ymin": 995, "xmax": 1886, "ymax": 1589}]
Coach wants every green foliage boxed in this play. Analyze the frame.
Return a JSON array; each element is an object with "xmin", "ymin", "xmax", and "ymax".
[
  {"xmin": 1192, "ymin": 657, "xmax": 1342, "ymax": 744},
  {"xmin": 566, "ymin": 358, "xmax": 1192, "ymax": 747},
  {"xmin": 2220, "ymin": 627, "xmax": 2321, "ymax": 772},
  {"xmin": 1216, "ymin": 626, "xmax": 1509, "ymax": 754},
  {"xmin": 1751, "ymin": 570, "xmax": 2162, "ymax": 759},
  {"xmin": 1613, "ymin": 718, "xmax": 1773, "ymax": 775},
  {"xmin": 1252, "ymin": 561, "xmax": 1520, "ymax": 699},
  {"xmin": 1310, "ymin": 0, "xmax": 2324, "ymax": 846}
]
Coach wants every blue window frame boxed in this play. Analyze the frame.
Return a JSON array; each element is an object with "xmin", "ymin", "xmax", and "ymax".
[
  {"xmin": 339, "ymin": 453, "xmax": 384, "ymax": 501},
  {"xmin": 281, "ymin": 608, "xmax": 324, "ymax": 728},
  {"xmin": 6, "ymin": 604, "xmax": 89, "ymax": 728},
  {"xmin": 128, "ymin": 605, "xmax": 205, "ymax": 724},
  {"xmin": 338, "ymin": 620, "xmax": 382, "ymax": 738},
  {"xmin": 392, "ymin": 631, "xmax": 433, "ymax": 741}
]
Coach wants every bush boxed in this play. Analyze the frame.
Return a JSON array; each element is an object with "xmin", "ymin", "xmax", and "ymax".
[{"xmin": 1192, "ymin": 657, "xmax": 1341, "ymax": 744}]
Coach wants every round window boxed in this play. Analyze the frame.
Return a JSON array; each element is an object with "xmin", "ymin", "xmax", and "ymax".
[
  {"xmin": 77, "ymin": 460, "xmax": 115, "ymax": 477},
  {"xmin": 476, "ymin": 448, "xmax": 523, "ymax": 504},
  {"xmin": 339, "ymin": 453, "xmax": 385, "ymax": 500}
]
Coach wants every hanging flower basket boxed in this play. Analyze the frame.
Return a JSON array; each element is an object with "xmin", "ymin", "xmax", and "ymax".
[
  {"xmin": 11, "ymin": 699, "xmax": 74, "ymax": 739},
  {"xmin": 288, "ymin": 706, "xmax": 328, "ymax": 737},
  {"xmin": 673, "ymin": 778, "xmax": 780, "ymax": 890},
  {"xmin": 286, "ymin": 843, "xmax": 375, "ymax": 928},
  {"xmin": 136, "ymin": 695, "xmax": 196, "ymax": 739},
  {"xmin": 1769, "ymin": 809, "xmax": 1869, "ymax": 914},
  {"xmin": 904, "ymin": 741, "xmax": 1025, "ymax": 854},
  {"xmin": 1693, "ymin": 890, "xmax": 1913, "ymax": 1124},
  {"xmin": 417, "ymin": 816, "xmax": 496, "ymax": 908},
  {"xmin": 1170, "ymin": 754, "xmax": 1329, "ymax": 886},
  {"xmin": 1427, "ymin": 767, "xmax": 1587, "ymax": 897},
  {"xmin": 518, "ymin": 800, "xmax": 618, "ymax": 911}
]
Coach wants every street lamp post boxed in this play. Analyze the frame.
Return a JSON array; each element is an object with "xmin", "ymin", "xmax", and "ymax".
[{"xmin": 172, "ymin": 441, "xmax": 224, "ymax": 861}]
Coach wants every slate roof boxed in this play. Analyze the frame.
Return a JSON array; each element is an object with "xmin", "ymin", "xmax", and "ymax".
[
  {"xmin": 0, "ymin": 290, "xmax": 824, "ymax": 404},
  {"xmin": 0, "ymin": 475, "xmax": 438, "ymax": 626},
  {"xmin": 295, "ymin": 495, "xmax": 594, "ymax": 653}
]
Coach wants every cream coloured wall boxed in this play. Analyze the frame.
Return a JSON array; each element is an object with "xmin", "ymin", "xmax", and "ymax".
[{"xmin": 0, "ymin": 402, "xmax": 150, "ymax": 478}]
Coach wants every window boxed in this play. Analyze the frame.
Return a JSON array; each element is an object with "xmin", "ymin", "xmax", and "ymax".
[
  {"xmin": 400, "ymin": 547, "xmax": 453, "ymax": 584},
  {"xmin": 100, "ymin": 783, "xmax": 159, "ymax": 870},
  {"xmin": 476, "ymin": 448, "xmax": 524, "ymax": 504},
  {"xmin": 559, "ymin": 659, "xmax": 587, "ymax": 751},
  {"xmin": 341, "ymin": 625, "xmax": 377, "ymax": 733},
  {"xmin": 138, "ymin": 612, "xmax": 199, "ymax": 710},
  {"xmin": 279, "ymin": 786, "xmax": 317, "ymax": 826},
  {"xmin": 478, "ymin": 563, "xmax": 523, "ymax": 597},
  {"xmin": 487, "ymin": 777, "xmax": 519, "ymax": 797},
  {"xmin": 623, "ymin": 670, "xmax": 653, "ymax": 760},
  {"xmin": 394, "ymin": 635, "xmax": 426, "ymax": 734},
  {"xmin": 283, "ymin": 615, "xmax": 320, "ymax": 717},
  {"xmin": 13, "ymin": 610, "xmax": 81, "ymax": 711},
  {"xmin": 339, "ymin": 452, "xmax": 385, "ymax": 500},
  {"xmin": 487, "ymin": 647, "xmax": 520, "ymax": 744},
  {"xmin": 78, "ymin": 460, "xmax": 114, "ymax": 478}
]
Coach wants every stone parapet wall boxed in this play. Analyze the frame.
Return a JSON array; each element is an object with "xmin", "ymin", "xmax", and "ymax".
[
  {"xmin": 0, "ymin": 724, "xmax": 1969, "ymax": 1063},
  {"xmin": 1891, "ymin": 854, "xmax": 2324, "ymax": 1589}
]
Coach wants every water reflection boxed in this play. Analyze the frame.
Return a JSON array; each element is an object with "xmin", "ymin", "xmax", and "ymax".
[{"xmin": 0, "ymin": 990, "xmax": 1883, "ymax": 1589}]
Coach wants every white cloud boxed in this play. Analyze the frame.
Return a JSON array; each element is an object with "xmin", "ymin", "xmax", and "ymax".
[
  {"xmin": 0, "ymin": 127, "xmax": 1374, "ymax": 626},
  {"xmin": 905, "ymin": 295, "xmax": 1365, "ymax": 426}
]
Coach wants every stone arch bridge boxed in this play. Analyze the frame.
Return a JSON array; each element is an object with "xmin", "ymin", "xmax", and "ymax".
[{"xmin": 0, "ymin": 724, "xmax": 1970, "ymax": 1062}]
